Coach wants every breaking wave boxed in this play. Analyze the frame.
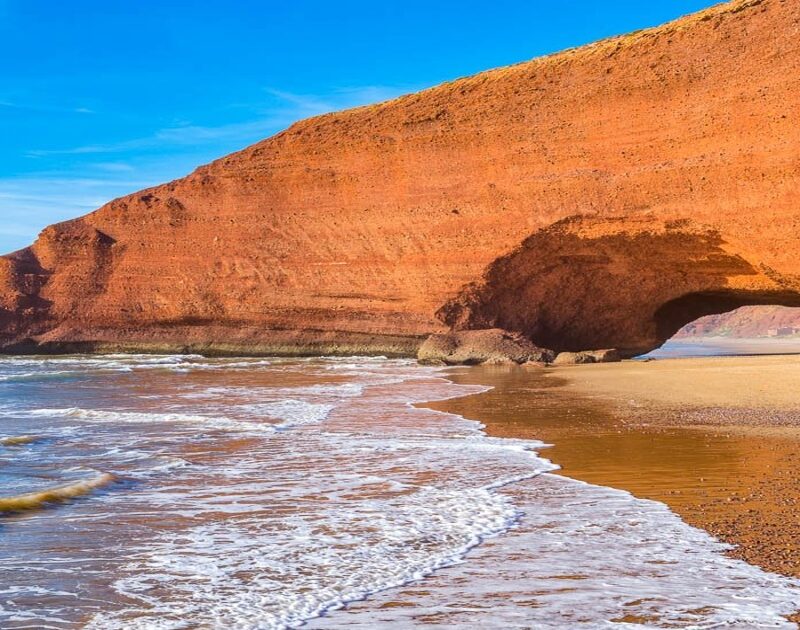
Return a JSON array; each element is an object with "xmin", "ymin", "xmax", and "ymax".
[
  {"xmin": 0, "ymin": 434, "xmax": 41, "ymax": 446},
  {"xmin": 0, "ymin": 473, "xmax": 114, "ymax": 513},
  {"xmin": 1, "ymin": 355, "xmax": 799, "ymax": 629}
]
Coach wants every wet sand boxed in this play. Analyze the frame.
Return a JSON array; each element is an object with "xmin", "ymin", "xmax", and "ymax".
[{"xmin": 427, "ymin": 356, "xmax": 800, "ymax": 584}]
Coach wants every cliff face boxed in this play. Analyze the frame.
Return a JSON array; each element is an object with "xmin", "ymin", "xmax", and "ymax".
[
  {"xmin": 2, "ymin": 0, "xmax": 800, "ymax": 356},
  {"xmin": 678, "ymin": 306, "xmax": 800, "ymax": 338}
]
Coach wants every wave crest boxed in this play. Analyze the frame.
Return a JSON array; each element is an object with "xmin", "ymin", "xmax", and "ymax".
[
  {"xmin": 0, "ymin": 435, "xmax": 41, "ymax": 446},
  {"xmin": 0, "ymin": 473, "xmax": 114, "ymax": 513}
]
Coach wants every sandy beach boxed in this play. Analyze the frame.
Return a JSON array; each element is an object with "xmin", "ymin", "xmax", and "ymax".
[{"xmin": 429, "ymin": 354, "xmax": 800, "ymax": 586}]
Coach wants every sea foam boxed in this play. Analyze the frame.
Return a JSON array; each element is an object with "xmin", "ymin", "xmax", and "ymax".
[{"xmin": 1, "ymin": 356, "xmax": 799, "ymax": 629}]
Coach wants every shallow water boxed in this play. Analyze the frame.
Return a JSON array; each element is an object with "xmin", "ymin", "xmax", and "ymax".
[
  {"xmin": 0, "ymin": 355, "xmax": 798, "ymax": 628},
  {"xmin": 644, "ymin": 337, "xmax": 800, "ymax": 359},
  {"xmin": 440, "ymin": 364, "xmax": 800, "ymax": 580}
]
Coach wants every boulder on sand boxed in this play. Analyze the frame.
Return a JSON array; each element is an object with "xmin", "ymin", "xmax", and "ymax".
[
  {"xmin": 552, "ymin": 349, "xmax": 622, "ymax": 365},
  {"xmin": 418, "ymin": 329, "xmax": 555, "ymax": 365}
]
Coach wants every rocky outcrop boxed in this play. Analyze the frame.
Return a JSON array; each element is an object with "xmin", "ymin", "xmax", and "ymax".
[
  {"xmin": 437, "ymin": 215, "xmax": 800, "ymax": 357},
  {"xmin": 2, "ymin": 0, "xmax": 800, "ymax": 356},
  {"xmin": 418, "ymin": 329, "xmax": 555, "ymax": 365},
  {"xmin": 552, "ymin": 349, "xmax": 622, "ymax": 365}
]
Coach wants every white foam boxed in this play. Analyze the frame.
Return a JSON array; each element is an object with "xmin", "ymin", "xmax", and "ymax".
[
  {"xmin": 308, "ymin": 474, "xmax": 800, "ymax": 628},
  {"xmin": 0, "ymin": 371, "xmax": 74, "ymax": 383},
  {"xmin": 238, "ymin": 400, "xmax": 335, "ymax": 429},
  {"xmin": 3, "ymin": 357, "xmax": 800, "ymax": 630},
  {"xmin": 184, "ymin": 382, "xmax": 367, "ymax": 401},
  {"xmin": 27, "ymin": 408, "xmax": 278, "ymax": 435},
  {"xmin": 0, "ymin": 354, "xmax": 277, "ymax": 378},
  {"xmin": 28, "ymin": 398, "xmax": 336, "ymax": 434},
  {"xmin": 87, "ymin": 486, "xmax": 527, "ymax": 629}
]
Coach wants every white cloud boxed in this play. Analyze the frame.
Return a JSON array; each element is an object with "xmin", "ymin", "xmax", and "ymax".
[
  {"xmin": 0, "ymin": 98, "xmax": 96, "ymax": 116},
  {"xmin": 92, "ymin": 162, "xmax": 135, "ymax": 173},
  {"xmin": 261, "ymin": 88, "xmax": 336, "ymax": 114},
  {"xmin": 0, "ymin": 173, "xmax": 157, "ymax": 252},
  {"xmin": 1, "ymin": 84, "xmax": 417, "ymax": 253},
  {"xmin": 25, "ymin": 84, "xmax": 413, "ymax": 158}
]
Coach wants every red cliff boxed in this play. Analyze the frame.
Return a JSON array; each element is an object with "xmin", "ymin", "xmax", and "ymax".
[{"xmin": 2, "ymin": 0, "xmax": 800, "ymax": 357}]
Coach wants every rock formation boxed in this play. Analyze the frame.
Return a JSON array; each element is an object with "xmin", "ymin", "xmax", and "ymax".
[
  {"xmin": 437, "ymin": 215, "xmax": 800, "ymax": 356},
  {"xmin": 552, "ymin": 349, "xmax": 621, "ymax": 365},
  {"xmin": 2, "ymin": 0, "xmax": 800, "ymax": 357},
  {"xmin": 418, "ymin": 329, "xmax": 555, "ymax": 365}
]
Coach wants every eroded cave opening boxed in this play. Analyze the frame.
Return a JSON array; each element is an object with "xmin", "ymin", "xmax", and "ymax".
[
  {"xmin": 437, "ymin": 216, "xmax": 800, "ymax": 359},
  {"xmin": 654, "ymin": 292, "xmax": 800, "ymax": 343},
  {"xmin": 646, "ymin": 303, "xmax": 800, "ymax": 358}
]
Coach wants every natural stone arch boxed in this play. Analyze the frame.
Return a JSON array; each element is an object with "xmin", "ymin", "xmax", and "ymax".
[
  {"xmin": 653, "ymin": 290, "xmax": 800, "ymax": 346},
  {"xmin": 437, "ymin": 216, "xmax": 800, "ymax": 357}
]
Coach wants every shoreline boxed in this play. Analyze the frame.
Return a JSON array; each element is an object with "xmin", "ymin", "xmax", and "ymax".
[
  {"xmin": 0, "ymin": 332, "xmax": 425, "ymax": 359},
  {"xmin": 426, "ymin": 357, "xmax": 800, "ymax": 589}
]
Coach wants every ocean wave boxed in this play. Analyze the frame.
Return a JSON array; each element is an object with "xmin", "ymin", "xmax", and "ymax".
[
  {"xmin": 0, "ymin": 370, "xmax": 76, "ymax": 384},
  {"xmin": 123, "ymin": 454, "xmax": 193, "ymax": 478},
  {"xmin": 79, "ymin": 377, "xmax": 559, "ymax": 630},
  {"xmin": 7, "ymin": 356, "xmax": 800, "ymax": 630},
  {"xmin": 85, "ymin": 484, "xmax": 529, "ymax": 630},
  {"xmin": 0, "ymin": 354, "xmax": 277, "ymax": 378},
  {"xmin": 27, "ymin": 408, "xmax": 279, "ymax": 435},
  {"xmin": 26, "ymin": 403, "xmax": 335, "ymax": 434},
  {"xmin": 183, "ymin": 381, "xmax": 377, "ymax": 403},
  {"xmin": 237, "ymin": 400, "xmax": 335, "ymax": 429},
  {"xmin": 0, "ymin": 434, "xmax": 41, "ymax": 446},
  {"xmin": 0, "ymin": 472, "xmax": 114, "ymax": 513}
]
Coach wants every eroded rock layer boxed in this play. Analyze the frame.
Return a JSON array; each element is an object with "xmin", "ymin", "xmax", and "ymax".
[{"xmin": 2, "ymin": 0, "xmax": 800, "ymax": 356}]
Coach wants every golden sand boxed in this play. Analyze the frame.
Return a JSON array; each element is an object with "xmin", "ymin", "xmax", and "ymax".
[
  {"xmin": 556, "ymin": 354, "xmax": 800, "ymax": 411},
  {"xmin": 428, "ymin": 357, "xmax": 800, "ymax": 583}
]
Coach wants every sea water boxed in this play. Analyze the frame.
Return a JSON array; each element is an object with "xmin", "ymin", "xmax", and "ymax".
[{"xmin": 0, "ymin": 355, "xmax": 798, "ymax": 628}]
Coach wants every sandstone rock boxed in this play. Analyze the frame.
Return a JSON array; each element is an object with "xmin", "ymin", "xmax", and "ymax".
[
  {"xmin": 522, "ymin": 360, "xmax": 549, "ymax": 368},
  {"xmin": 552, "ymin": 352, "xmax": 597, "ymax": 366},
  {"xmin": 438, "ymin": 216, "xmax": 800, "ymax": 358},
  {"xmin": 584, "ymin": 349, "xmax": 622, "ymax": 363},
  {"xmin": 553, "ymin": 349, "xmax": 622, "ymax": 365},
  {"xmin": 2, "ymin": 0, "xmax": 800, "ymax": 356},
  {"xmin": 418, "ymin": 329, "xmax": 555, "ymax": 366},
  {"xmin": 481, "ymin": 357, "xmax": 518, "ymax": 366}
]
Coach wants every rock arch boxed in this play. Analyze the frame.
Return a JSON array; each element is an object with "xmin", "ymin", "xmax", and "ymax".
[{"xmin": 437, "ymin": 216, "xmax": 800, "ymax": 357}]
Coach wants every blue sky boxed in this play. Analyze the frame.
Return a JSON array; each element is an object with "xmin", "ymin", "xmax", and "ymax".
[{"xmin": 0, "ymin": 0, "xmax": 715, "ymax": 253}]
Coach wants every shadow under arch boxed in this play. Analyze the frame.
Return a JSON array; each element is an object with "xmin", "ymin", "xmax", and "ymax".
[{"xmin": 437, "ymin": 215, "xmax": 800, "ymax": 357}]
